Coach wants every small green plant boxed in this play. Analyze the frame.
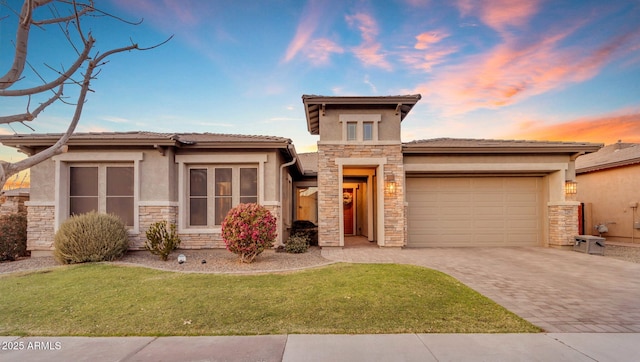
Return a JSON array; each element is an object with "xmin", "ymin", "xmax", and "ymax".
[
  {"xmin": 145, "ymin": 220, "xmax": 181, "ymax": 261},
  {"xmin": 53, "ymin": 212, "xmax": 129, "ymax": 264},
  {"xmin": 222, "ymin": 203, "xmax": 277, "ymax": 263},
  {"xmin": 285, "ymin": 233, "xmax": 309, "ymax": 254},
  {"xmin": 0, "ymin": 213, "xmax": 28, "ymax": 261}
]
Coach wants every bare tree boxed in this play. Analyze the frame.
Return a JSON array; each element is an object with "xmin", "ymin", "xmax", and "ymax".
[{"xmin": 0, "ymin": 0, "xmax": 170, "ymax": 191}]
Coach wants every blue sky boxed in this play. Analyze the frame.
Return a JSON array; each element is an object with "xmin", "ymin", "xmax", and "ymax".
[{"xmin": 2, "ymin": 0, "xmax": 640, "ymax": 177}]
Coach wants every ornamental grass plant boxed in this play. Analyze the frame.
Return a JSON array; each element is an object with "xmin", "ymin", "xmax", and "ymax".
[{"xmin": 53, "ymin": 212, "xmax": 129, "ymax": 264}]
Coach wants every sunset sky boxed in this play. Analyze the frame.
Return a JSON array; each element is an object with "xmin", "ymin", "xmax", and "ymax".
[{"xmin": 1, "ymin": 0, "xmax": 640, "ymax": 187}]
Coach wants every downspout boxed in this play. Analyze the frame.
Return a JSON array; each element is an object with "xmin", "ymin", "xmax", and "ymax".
[{"xmin": 277, "ymin": 146, "xmax": 297, "ymax": 247}]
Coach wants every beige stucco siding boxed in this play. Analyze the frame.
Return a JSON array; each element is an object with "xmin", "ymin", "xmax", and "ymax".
[
  {"xmin": 139, "ymin": 148, "xmax": 176, "ymax": 202},
  {"xmin": 28, "ymin": 158, "xmax": 55, "ymax": 202},
  {"xmin": 577, "ymin": 165, "xmax": 640, "ymax": 242},
  {"xmin": 318, "ymin": 109, "xmax": 401, "ymax": 142}
]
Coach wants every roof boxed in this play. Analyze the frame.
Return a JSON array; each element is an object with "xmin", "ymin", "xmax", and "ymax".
[
  {"xmin": 0, "ymin": 131, "xmax": 293, "ymax": 150},
  {"xmin": 297, "ymin": 152, "xmax": 318, "ymax": 175},
  {"xmin": 576, "ymin": 142, "xmax": 640, "ymax": 173},
  {"xmin": 302, "ymin": 94, "xmax": 421, "ymax": 135},
  {"xmin": 403, "ymin": 138, "xmax": 603, "ymax": 154}
]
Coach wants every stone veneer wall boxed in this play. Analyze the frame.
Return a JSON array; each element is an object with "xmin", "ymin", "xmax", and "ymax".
[
  {"xmin": 24, "ymin": 203, "xmax": 281, "ymax": 254},
  {"xmin": 25, "ymin": 204, "xmax": 55, "ymax": 254},
  {"xmin": 129, "ymin": 205, "xmax": 179, "ymax": 249},
  {"xmin": 317, "ymin": 144, "xmax": 405, "ymax": 247},
  {"xmin": 548, "ymin": 202, "xmax": 580, "ymax": 248},
  {"xmin": 0, "ymin": 194, "xmax": 29, "ymax": 216}
]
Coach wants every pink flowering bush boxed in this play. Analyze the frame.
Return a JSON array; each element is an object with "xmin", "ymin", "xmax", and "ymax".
[{"xmin": 221, "ymin": 203, "xmax": 277, "ymax": 263}]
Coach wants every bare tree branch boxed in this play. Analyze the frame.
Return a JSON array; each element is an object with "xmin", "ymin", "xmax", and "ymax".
[{"xmin": 0, "ymin": 0, "xmax": 172, "ymax": 190}]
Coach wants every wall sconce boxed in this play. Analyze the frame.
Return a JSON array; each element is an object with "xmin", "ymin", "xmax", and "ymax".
[
  {"xmin": 565, "ymin": 180, "xmax": 577, "ymax": 195},
  {"xmin": 385, "ymin": 174, "xmax": 396, "ymax": 195}
]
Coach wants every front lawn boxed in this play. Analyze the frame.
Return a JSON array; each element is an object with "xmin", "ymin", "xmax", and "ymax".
[{"xmin": 0, "ymin": 263, "xmax": 540, "ymax": 336}]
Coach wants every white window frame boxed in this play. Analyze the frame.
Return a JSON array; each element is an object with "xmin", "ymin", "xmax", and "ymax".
[
  {"xmin": 176, "ymin": 154, "xmax": 267, "ymax": 234},
  {"xmin": 53, "ymin": 152, "xmax": 143, "ymax": 234},
  {"xmin": 340, "ymin": 114, "xmax": 381, "ymax": 143}
]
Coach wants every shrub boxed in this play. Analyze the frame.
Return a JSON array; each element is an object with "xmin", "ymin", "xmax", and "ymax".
[
  {"xmin": 285, "ymin": 233, "xmax": 309, "ymax": 254},
  {"xmin": 0, "ymin": 213, "xmax": 28, "ymax": 262},
  {"xmin": 221, "ymin": 203, "xmax": 277, "ymax": 263},
  {"xmin": 54, "ymin": 212, "xmax": 129, "ymax": 264},
  {"xmin": 145, "ymin": 220, "xmax": 181, "ymax": 261}
]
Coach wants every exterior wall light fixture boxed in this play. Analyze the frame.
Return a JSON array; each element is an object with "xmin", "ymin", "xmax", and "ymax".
[
  {"xmin": 385, "ymin": 174, "xmax": 396, "ymax": 195},
  {"xmin": 565, "ymin": 180, "xmax": 577, "ymax": 195}
]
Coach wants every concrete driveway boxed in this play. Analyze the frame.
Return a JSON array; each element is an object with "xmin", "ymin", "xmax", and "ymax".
[{"xmin": 321, "ymin": 247, "xmax": 640, "ymax": 333}]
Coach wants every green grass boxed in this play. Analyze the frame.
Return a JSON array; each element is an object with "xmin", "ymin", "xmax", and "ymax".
[{"xmin": 0, "ymin": 263, "xmax": 541, "ymax": 336}]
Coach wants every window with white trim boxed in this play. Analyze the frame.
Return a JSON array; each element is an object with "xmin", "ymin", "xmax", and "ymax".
[
  {"xmin": 188, "ymin": 165, "xmax": 258, "ymax": 227},
  {"xmin": 69, "ymin": 164, "xmax": 134, "ymax": 227}
]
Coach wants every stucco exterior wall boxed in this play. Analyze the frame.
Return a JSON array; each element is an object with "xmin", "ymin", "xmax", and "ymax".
[
  {"xmin": 23, "ymin": 146, "xmax": 292, "ymax": 255},
  {"xmin": 577, "ymin": 165, "xmax": 640, "ymax": 243},
  {"xmin": 319, "ymin": 109, "xmax": 401, "ymax": 142}
]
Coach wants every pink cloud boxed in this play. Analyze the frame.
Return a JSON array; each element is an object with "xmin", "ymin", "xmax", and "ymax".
[
  {"xmin": 303, "ymin": 38, "xmax": 344, "ymax": 65},
  {"xmin": 505, "ymin": 112, "xmax": 640, "ymax": 144},
  {"xmin": 399, "ymin": 30, "xmax": 456, "ymax": 72},
  {"xmin": 346, "ymin": 13, "xmax": 391, "ymax": 70},
  {"xmin": 457, "ymin": 0, "xmax": 540, "ymax": 34},
  {"xmin": 416, "ymin": 25, "xmax": 640, "ymax": 115},
  {"xmin": 283, "ymin": 0, "xmax": 325, "ymax": 63},
  {"xmin": 414, "ymin": 31, "xmax": 448, "ymax": 50}
]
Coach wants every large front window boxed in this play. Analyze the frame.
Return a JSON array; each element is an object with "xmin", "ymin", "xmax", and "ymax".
[
  {"xmin": 69, "ymin": 165, "xmax": 134, "ymax": 227},
  {"xmin": 188, "ymin": 165, "xmax": 258, "ymax": 227}
]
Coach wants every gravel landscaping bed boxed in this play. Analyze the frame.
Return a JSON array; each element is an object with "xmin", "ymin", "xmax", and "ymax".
[
  {"xmin": 2, "ymin": 245, "xmax": 639, "ymax": 276},
  {"xmin": 603, "ymin": 244, "xmax": 640, "ymax": 264},
  {"xmin": 0, "ymin": 247, "xmax": 332, "ymax": 275}
]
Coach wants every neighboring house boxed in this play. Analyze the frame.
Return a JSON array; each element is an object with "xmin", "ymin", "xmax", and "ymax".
[
  {"xmin": 0, "ymin": 188, "xmax": 29, "ymax": 216},
  {"xmin": 0, "ymin": 95, "xmax": 602, "ymax": 256},
  {"xmin": 576, "ymin": 141, "xmax": 640, "ymax": 243}
]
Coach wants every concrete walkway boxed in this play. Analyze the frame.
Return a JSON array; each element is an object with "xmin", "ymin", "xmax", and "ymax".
[
  {"xmin": 321, "ymin": 246, "xmax": 640, "ymax": 333},
  {"xmin": 2, "ymin": 333, "xmax": 640, "ymax": 361}
]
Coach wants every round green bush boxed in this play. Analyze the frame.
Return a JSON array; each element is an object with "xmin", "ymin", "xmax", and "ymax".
[
  {"xmin": 285, "ymin": 233, "xmax": 309, "ymax": 254},
  {"xmin": 54, "ymin": 212, "xmax": 129, "ymax": 264},
  {"xmin": 221, "ymin": 203, "xmax": 277, "ymax": 263},
  {"xmin": 0, "ymin": 213, "xmax": 28, "ymax": 261}
]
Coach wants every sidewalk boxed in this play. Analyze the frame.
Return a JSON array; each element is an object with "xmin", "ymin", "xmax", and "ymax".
[{"xmin": 2, "ymin": 333, "xmax": 640, "ymax": 361}]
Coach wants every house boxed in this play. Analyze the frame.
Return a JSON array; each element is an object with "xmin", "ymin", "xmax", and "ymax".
[
  {"xmin": 576, "ymin": 141, "xmax": 640, "ymax": 243},
  {"xmin": 0, "ymin": 95, "xmax": 602, "ymax": 256}
]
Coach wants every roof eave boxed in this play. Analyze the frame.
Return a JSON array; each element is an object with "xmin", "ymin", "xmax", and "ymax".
[
  {"xmin": 577, "ymin": 158, "xmax": 640, "ymax": 174},
  {"xmin": 402, "ymin": 145, "xmax": 603, "ymax": 154},
  {"xmin": 302, "ymin": 94, "xmax": 422, "ymax": 136}
]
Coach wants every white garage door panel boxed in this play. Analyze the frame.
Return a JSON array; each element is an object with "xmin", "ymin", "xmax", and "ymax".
[{"xmin": 407, "ymin": 177, "xmax": 542, "ymax": 247}]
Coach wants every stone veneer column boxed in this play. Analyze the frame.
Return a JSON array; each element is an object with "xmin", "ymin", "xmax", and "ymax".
[
  {"xmin": 548, "ymin": 202, "xmax": 580, "ymax": 248},
  {"xmin": 317, "ymin": 144, "xmax": 405, "ymax": 247},
  {"xmin": 25, "ymin": 204, "xmax": 56, "ymax": 256},
  {"xmin": 382, "ymin": 146, "xmax": 405, "ymax": 247},
  {"xmin": 317, "ymin": 145, "xmax": 341, "ymax": 246}
]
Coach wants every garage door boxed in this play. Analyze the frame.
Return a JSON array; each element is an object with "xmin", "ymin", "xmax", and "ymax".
[{"xmin": 406, "ymin": 177, "xmax": 542, "ymax": 247}]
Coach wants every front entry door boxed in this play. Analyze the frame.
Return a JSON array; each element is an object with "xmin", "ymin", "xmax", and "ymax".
[{"xmin": 343, "ymin": 188, "xmax": 354, "ymax": 235}]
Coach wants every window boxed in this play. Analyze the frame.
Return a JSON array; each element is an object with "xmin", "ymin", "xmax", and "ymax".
[
  {"xmin": 347, "ymin": 122, "xmax": 357, "ymax": 141},
  {"xmin": 69, "ymin": 165, "xmax": 134, "ymax": 227},
  {"xmin": 189, "ymin": 169, "xmax": 207, "ymax": 226},
  {"xmin": 363, "ymin": 122, "xmax": 373, "ymax": 141},
  {"xmin": 214, "ymin": 168, "xmax": 232, "ymax": 225},
  {"xmin": 340, "ymin": 114, "xmax": 381, "ymax": 142},
  {"xmin": 187, "ymin": 165, "xmax": 258, "ymax": 227}
]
